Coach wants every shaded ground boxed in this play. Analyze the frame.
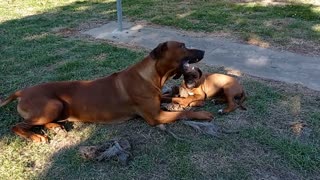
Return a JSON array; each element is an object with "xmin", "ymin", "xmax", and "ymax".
[{"xmin": 0, "ymin": 1, "xmax": 320, "ymax": 179}]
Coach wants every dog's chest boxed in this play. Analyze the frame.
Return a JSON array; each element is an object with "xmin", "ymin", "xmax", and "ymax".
[{"xmin": 187, "ymin": 91, "xmax": 194, "ymax": 96}]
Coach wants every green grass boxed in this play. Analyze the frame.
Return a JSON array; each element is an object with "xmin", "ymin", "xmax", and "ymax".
[
  {"xmin": 0, "ymin": 0, "xmax": 320, "ymax": 179},
  {"xmin": 243, "ymin": 127, "xmax": 320, "ymax": 172},
  {"xmin": 122, "ymin": 0, "xmax": 320, "ymax": 54}
]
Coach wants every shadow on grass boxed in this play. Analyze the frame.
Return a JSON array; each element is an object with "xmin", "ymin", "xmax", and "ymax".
[
  {"xmin": 1, "ymin": 1, "xmax": 320, "ymax": 179},
  {"xmin": 0, "ymin": 2, "xmax": 219, "ymax": 179}
]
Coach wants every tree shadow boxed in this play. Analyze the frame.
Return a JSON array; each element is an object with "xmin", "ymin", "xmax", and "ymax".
[
  {"xmin": 0, "ymin": 2, "xmax": 209, "ymax": 179},
  {"xmin": 0, "ymin": 0, "xmax": 118, "ymax": 141},
  {"xmin": 1, "ymin": 1, "xmax": 320, "ymax": 179}
]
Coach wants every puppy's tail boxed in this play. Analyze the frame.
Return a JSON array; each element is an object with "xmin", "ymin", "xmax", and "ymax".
[
  {"xmin": 0, "ymin": 91, "xmax": 21, "ymax": 107},
  {"xmin": 238, "ymin": 91, "xmax": 247, "ymax": 110}
]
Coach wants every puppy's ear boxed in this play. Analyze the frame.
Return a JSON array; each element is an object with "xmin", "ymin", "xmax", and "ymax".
[
  {"xmin": 196, "ymin": 67, "xmax": 203, "ymax": 78},
  {"xmin": 172, "ymin": 71, "xmax": 182, "ymax": 79},
  {"xmin": 150, "ymin": 42, "xmax": 168, "ymax": 60}
]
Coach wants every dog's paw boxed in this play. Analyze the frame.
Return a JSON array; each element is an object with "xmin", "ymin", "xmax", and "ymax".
[
  {"xmin": 31, "ymin": 134, "xmax": 49, "ymax": 143},
  {"xmin": 52, "ymin": 126, "xmax": 67, "ymax": 134}
]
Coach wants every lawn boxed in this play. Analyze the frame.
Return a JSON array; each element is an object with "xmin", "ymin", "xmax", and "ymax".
[
  {"xmin": 121, "ymin": 0, "xmax": 320, "ymax": 56},
  {"xmin": 0, "ymin": 0, "xmax": 320, "ymax": 179}
]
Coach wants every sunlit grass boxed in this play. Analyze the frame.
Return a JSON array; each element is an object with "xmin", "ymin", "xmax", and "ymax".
[{"xmin": 0, "ymin": 0, "xmax": 320, "ymax": 179}]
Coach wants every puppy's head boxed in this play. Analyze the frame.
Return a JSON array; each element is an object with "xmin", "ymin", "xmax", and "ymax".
[
  {"xmin": 183, "ymin": 66, "xmax": 203, "ymax": 89},
  {"xmin": 149, "ymin": 41, "xmax": 205, "ymax": 79}
]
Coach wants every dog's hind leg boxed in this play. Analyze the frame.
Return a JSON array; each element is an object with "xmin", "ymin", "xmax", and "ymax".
[
  {"xmin": 14, "ymin": 99, "xmax": 64, "ymax": 142},
  {"xmin": 218, "ymin": 88, "xmax": 238, "ymax": 114},
  {"xmin": 12, "ymin": 122, "xmax": 49, "ymax": 143},
  {"xmin": 44, "ymin": 122, "xmax": 66, "ymax": 134},
  {"xmin": 218, "ymin": 96, "xmax": 237, "ymax": 114}
]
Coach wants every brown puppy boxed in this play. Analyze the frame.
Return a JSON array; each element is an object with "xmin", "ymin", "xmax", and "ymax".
[
  {"xmin": 162, "ymin": 65, "xmax": 246, "ymax": 114},
  {"xmin": 0, "ymin": 41, "xmax": 213, "ymax": 142}
]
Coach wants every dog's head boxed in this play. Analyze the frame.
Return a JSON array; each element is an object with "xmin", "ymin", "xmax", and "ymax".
[
  {"xmin": 149, "ymin": 41, "xmax": 204, "ymax": 79},
  {"xmin": 182, "ymin": 65, "xmax": 203, "ymax": 89}
]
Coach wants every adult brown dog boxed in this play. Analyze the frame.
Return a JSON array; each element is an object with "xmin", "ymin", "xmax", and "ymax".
[
  {"xmin": 162, "ymin": 64, "xmax": 246, "ymax": 114},
  {"xmin": 0, "ymin": 41, "xmax": 213, "ymax": 142}
]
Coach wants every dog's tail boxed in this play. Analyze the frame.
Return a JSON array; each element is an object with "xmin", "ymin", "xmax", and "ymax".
[
  {"xmin": 238, "ymin": 91, "xmax": 247, "ymax": 110},
  {"xmin": 0, "ymin": 91, "xmax": 21, "ymax": 107}
]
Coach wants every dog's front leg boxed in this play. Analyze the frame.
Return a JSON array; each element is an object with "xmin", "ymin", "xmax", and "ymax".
[
  {"xmin": 171, "ymin": 94, "xmax": 205, "ymax": 107},
  {"xmin": 138, "ymin": 99, "xmax": 213, "ymax": 125}
]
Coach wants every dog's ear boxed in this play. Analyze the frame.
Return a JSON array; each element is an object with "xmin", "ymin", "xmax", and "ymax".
[
  {"xmin": 150, "ymin": 42, "xmax": 168, "ymax": 60},
  {"xmin": 196, "ymin": 67, "xmax": 203, "ymax": 78}
]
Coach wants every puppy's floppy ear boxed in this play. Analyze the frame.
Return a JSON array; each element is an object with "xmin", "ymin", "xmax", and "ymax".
[
  {"xmin": 150, "ymin": 42, "xmax": 168, "ymax": 60},
  {"xmin": 196, "ymin": 67, "xmax": 203, "ymax": 78},
  {"xmin": 172, "ymin": 71, "xmax": 182, "ymax": 79}
]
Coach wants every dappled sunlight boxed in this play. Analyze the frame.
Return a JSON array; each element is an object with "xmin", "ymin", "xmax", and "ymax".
[
  {"xmin": 13, "ymin": 7, "xmax": 36, "ymax": 17},
  {"xmin": 73, "ymin": 5, "xmax": 92, "ymax": 11},
  {"xmin": 236, "ymin": 1, "xmax": 274, "ymax": 7},
  {"xmin": 0, "ymin": 122, "xmax": 95, "ymax": 179},
  {"xmin": 246, "ymin": 36, "xmax": 270, "ymax": 48},
  {"xmin": 0, "ymin": 0, "xmax": 75, "ymax": 22},
  {"xmin": 101, "ymin": 9, "xmax": 116, "ymax": 15},
  {"xmin": 263, "ymin": 19, "xmax": 290, "ymax": 30},
  {"xmin": 0, "ymin": 122, "xmax": 97, "ymax": 179},
  {"xmin": 284, "ymin": 95, "xmax": 308, "ymax": 137},
  {"xmin": 177, "ymin": 11, "xmax": 194, "ymax": 19},
  {"xmin": 22, "ymin": 32, "xmax": 48, "ymax": 41},
  {"xmin": 298, "ymin": 0, "xmax": 320, "ymax": 6},
  {"xmin": 226, "ymin": 68, "xmax": 243, "ymax": 77},
  {"xmin": 245, "ymin": 56, "xmax": 270, "ymax": 67},
  {"xmin": 312, "ymin": 24, "xmax": 320, "ymax": 32},
  {"xmin": 311, "ymin": 6, "xmax": 320, "ymax": 14},
  {"xmin": 0, "ymin": 0, "xmax": 117, "ymax": 23},
  {"xmin": 130, "ymin": 24, "xmax": 144, "ymax": 31},
  {"xmin": 278, "ymin": 94, "xmax": 301, "ymax": 119},
  {"xmin": 289, "ymin": 95, "xmax": 301, "ymax": 116},
  {"xmin": 1, "ymin": 0, "xmax": 320, "ymax": 179}
]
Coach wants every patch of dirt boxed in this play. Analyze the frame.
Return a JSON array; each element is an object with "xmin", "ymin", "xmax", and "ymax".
[
  {"xmin": 264, "ymin": 19, "xmax": 292, "ymax": 29},
  {"xmin": 238, "ymin": 141, "xmax": 303, "ymax": 179},
  {"xmin": 52, "ymin": 27, "xmax": 78, "ymax": 37},
  {"xmin": 190, "ymin": 151, "xmax": 234, "ymax": 173},
  {"xmin": 246, "ymin": 36, "xmax": 270, "ymax": 48},
  {"xmin": 285, "ymin": 38, "xmax": 320, "ymax": 56},
  {"xmin": 223, "ymin": 113, "xmax": 250, "ymax": 129},
  {"xmin": 77, "ymin": 20, "xmax": 108, "ymax": 32},
  {"xmin": 289, "ymin": 120, "xmax": 311, "ymax": 136}
]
